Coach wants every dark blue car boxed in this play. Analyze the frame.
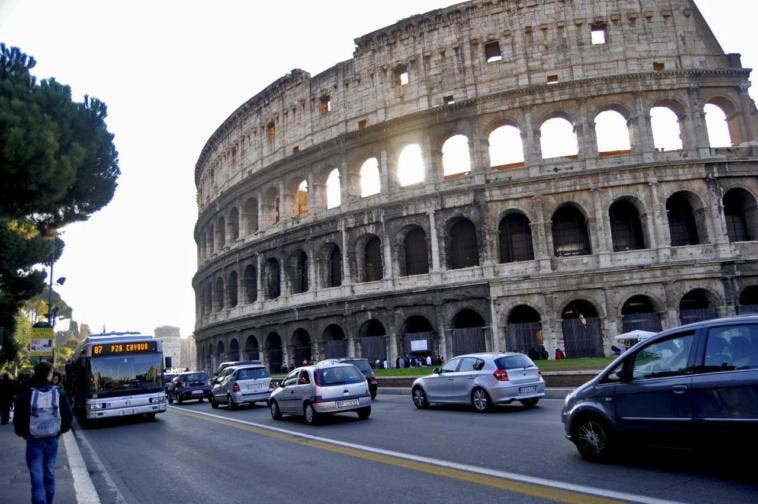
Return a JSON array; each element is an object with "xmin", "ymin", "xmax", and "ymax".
[
  {"xmin": 562, "ymin": 315, "xmax": 758, "ymax": 461},
  {"xmin": 167, "ymin": 371, "xmax": 212, "ymax": 404}
]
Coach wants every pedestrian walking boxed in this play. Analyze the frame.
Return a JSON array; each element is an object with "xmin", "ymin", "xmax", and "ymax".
[
  {"xmin": 13, "ymin": 361, "xmax": 73, "ymax": 504},
  {"xmin": 0, "ymin": 372, "xmax": 15, "ymax": 424}
]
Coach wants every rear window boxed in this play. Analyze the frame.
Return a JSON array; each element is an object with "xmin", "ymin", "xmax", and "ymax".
[
  {"xmin": 236, "ymin": 368, "xmax": 270, "ymax": 380},
  {"xmin": 342, "ymin": 360, "xmax": 371, "ymax": 373},
  {"xmin": 316, "ymin": 366, "xmax": 365, "ymax": 386},
  {"xmin": 181, "ymin": 373, "xmax": 208, "ymax": 382},
  {"xmin": 496, "ymin": 355, "xmax": 536, "ymax": 370}
]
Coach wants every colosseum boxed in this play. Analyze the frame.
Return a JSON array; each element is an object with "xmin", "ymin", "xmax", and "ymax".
[{"xmin": 193, "ymin": 0, "xmax": 758, "ymax": 373}]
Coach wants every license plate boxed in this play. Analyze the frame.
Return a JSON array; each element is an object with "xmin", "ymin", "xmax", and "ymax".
[
  {"xmin": 246, "ymin": 383, "xmax": 264, "ymax": 391},
  {"xmin": 336, "ymin": 399, "xmax": 359, "ymax": 408},
  {"xmin": 519, "ymin": 385, "xmax": 537, "ymax": 394},
  {"xmin": 192, "ymin": 390, "xmax": 202, "ymax": 394}
]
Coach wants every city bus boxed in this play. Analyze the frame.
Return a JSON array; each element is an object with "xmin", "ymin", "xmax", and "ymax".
[{"xmin": 65, "ymin": 332, "xmax": 167, "ymax": 422}]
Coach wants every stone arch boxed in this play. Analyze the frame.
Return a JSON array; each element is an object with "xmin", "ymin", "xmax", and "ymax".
[
  {"xmin": 498, "ymin": 210, "xmax": 534, "ymax": 263},
  {"xmin": 228, "ymin": 207, "xmax": 240, "ymax": 241},
  {"xmin": 243, "ymin": 197, "xmax": 258, "ymax": 235},
  {"xmin": 206, "ymin": 343, "xmax": 214, "ymax": 372},
  {"xmin": 325, "ymin": 168, "xmax": 341, "ymax": 209},
  {"xmin": 609, "ymin": 197, "xmax": 647, "ymax": 251},
  {"xmin": 358, "ymin": 319, "xmax": 387, "ymax": 363},
  {"xmin": 263, "ymin": 257, "xmax": 281, "ymax": 299},
  {"xmin": 214, "ymin": 277, "xmax": 224, "ymax": 311},
  {"xmin": 504, "ymin": 305, "xmax": 543, "ymax": 354},
  {"xmin": 287, "ymin": 177, "xmax": 308, "ymax": 218},
  {"xmin": 243, "ymin": 263, "xmax": 257, "ymax": 303},
  {"xmin": 679, "ymin": 288, "xmax": 721, "ymax": 325},
  {"xmin": 450, "ymin": 308, "xmax": 486, "ymax": 356},
  {"xmin": 620, "ymin": 295, "xmax": 662, "ymax": 333},
  {"xmin": 396, "ymin": 143, "xmax": 425, "ymax": 187},
  {"xmin": 286, "ymin": 249, "xmax": 309, "ymax": 294},
  {"xmin": 539, "ymin": 114, "xmax": 578, "ymax": 160},
  {"xmin": 446, "ymin": 216, "xmax": 479, "ymax": 269},
  {"xmin": 204, "ymin": 281, "xmax": 213, "ymax": 315},
  {"xmin": 401, "ymin": 315, "xmax": 435, "ymax": 357},
  {"xmin": 321, "ymin": 242, "xmax": 342, "ymax": 288},
  {"xmin": 228, "ymin": 270, "xmax": 238, "ymax": 307},
  {"xmin": 650, "ymin": 100, "xmax": 685, "ymax": 151},
  {"xmin": 358, "ymin": 157, "xmax": 381, "ymax": 198},
  {"xmin": 322, "ymin": 324, "xmax": 347, "ymax": 358},
  {"xmin": 738, "ymin": 285, "xmax": 758, "ymax": 314},
  {"xmin": 266, "ymin": 332, "xmax": 283, "ymax": 373},
  {"xmin": 291, "ymin": 328, "xmax": 312, "ymax": 365},
  {"xmin": 355, "ymin": 233, "xmax": 383, "ymax": 282},
  {"xmin": 441, "ymin": 134, "xmax": 471, "ymax": 178},
  {"xmin": 666, "ymin": 191, "xmax": 708, "ymax": 246},
  {"xmin": 397, "ymin": 224, "xmax": 429, "ymax": 276},
  {"xmin": 723, "ymin": 187, "xmax": 758, "ymax": 242},
  {"xmin": 705, "ymin": 96, "xmax": 742, "ymax": 147},
  {"xmin": 561, "ymin": 300, "xmax": 604, "ymax": 357},
  {"xmin": 594, "ymin": 109, "xmax": 632, "ymax": 155},
  {"xmin": 216, "ymin": 216, "xmax": 226, "ymax": 249},
  {"xmin": 263, "ymin": 186, "xmax": 280, "ymax": 226},
  {"xmin": 207, "ymin": 224, "xmax": 214, "ymax": 255},
  {"xmin": 551, "ymin": 203, "xmax": 592, "ymax": 256},
  {"xmin": 217, "ymin": 340, "xmax": 226, "ymax": 363},
  {"xmin": 487, "ymin": 122, "xmax": 524, "ymax": 169},
  {"xmin": 244, "ymin": 335, "xmax": 260, "ymax": 361},
  {"xmin": 229, "ymin": 338, "xmax": 240, "ymax": 361}
]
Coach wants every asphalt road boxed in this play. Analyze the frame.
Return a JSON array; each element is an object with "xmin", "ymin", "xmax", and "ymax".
[{"xmin": 72, "ymin": 395, "xmax": 758, "ymax": 504}]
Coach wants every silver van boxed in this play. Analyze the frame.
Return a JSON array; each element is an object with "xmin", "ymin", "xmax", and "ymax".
[
  {"xmin": 210, "ymin": 364, "xmax": 272, "ymax": 410},
  {"xmin": 269, "ymin": 362, "xmax": 371, "ymax": 424}
]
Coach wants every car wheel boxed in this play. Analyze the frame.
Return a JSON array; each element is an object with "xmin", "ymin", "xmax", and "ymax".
[
  {"xmin": 357, "ymin": 406, "xmax": 371, "ymax": 420},
  {"xmin": 304, "ymin": 403, "xmax": 319, "ymax": 425},
  {"xmin": 471, "ymin": 387, "xmax": 491, "ymax": 412},
  {"xmin": 210, "ymin": 396, "xmax": 219, "ymax": 409},
  {"xmin": 227, "ymin": 395, "xmax": 238, "ymax": 410},
  {"xmin": 520, "ymin": 398, "xmax": 539, "ymax": 408},
  {"xmin": 412, "ymin": 387, "xmax": 429, "ymax": 409},
  {"xmin": 270, "ymin": 400, "xmax": 282, "ymax": 420},
  {"xmin": 572, "ymin": 416, "xmax": 614, "ymax": 462}
]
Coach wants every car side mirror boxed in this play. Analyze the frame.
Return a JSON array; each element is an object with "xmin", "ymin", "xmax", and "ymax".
[{"xmin": 433, "ymin": 367, "xmax": 441, "ymax": 374}]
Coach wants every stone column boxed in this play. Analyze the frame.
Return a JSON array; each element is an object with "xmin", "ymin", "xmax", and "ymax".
[
  {"xmin": 648, "ymin": 181, "xmax": 670, "ymax": 262},
  {"xmin": 634, "ymin": 93, "xmax": 656, "ymax": 161},
  {"xmin": 428, "ymin": 210, "xmax": 441, "ymax": 272},
  {"xmin": 592, "ymin": 188, "xmax": 611, "ymax": 266}
]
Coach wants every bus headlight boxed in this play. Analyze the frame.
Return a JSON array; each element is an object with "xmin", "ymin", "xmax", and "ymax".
[
  {"xmin": 88, "ymin": 403, "xmax": 106, "ymax": 411},
  {"xmin": 150, "ymin": 396, "xmax": 166, "ymax": 404}
]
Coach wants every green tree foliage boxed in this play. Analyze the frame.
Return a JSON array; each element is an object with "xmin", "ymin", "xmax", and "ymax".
[{"xmin": 0, "ymin": 44, "xmax": 119, "ymax": 364}]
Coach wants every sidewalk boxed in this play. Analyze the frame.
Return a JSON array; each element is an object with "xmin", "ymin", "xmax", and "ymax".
[{"xmin": 0, "ymin": 420, "xmax": 77, "ymax": 504}]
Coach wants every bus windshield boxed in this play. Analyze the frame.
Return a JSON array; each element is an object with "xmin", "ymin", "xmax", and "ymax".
[{"xmin": 88, "ymin": 353, "xmax": 163, "ymax": 397}]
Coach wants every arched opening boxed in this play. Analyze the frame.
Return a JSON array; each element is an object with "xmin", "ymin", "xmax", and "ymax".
[
  {"xmin": 266, "ymin": 333, "xmax": 283, "ymax": 373},
  {"xmin": 738, "ymin": 286, "xmax": 758, "ymax": 315},
  {"xmin": 401, "ymin": 226, "xmax": 429, "ymax": 276},
  {"xmin": 561, "ymin": 300, "xmax": 604, "ymax": 357},
  {"xmin": 326, "ymin": 168, "xmax": 341, "ymax": 209},
  {"xmin": 552, "ymin": 205, "xmax": 591, "ymax": 256},
  {"xmin": 324, "ymin": 243, "xmax": 342, "ymax": 288},
  {"xmin": 594, "ymin": 110, "xmax": 631, "ymax": 156},
  {"xmin": 442, "ymin": 135, "xmax": 471, "ymax": 178},
  {"xmin": 199, "ymin": 232, "xmax": 206, "ymax": 260},
  {"xmin": 228, "ymin": 271, "xmax": 238, "ymax": 307},
  {"xmin": 363, "ymin": 236, "xmax": 383, "ymax": 282},
  {"xmin": 397, "ymin": 144, "xmax": 425, "ymax": 187},
  {"xmin": 650, "ymin": 106, "xmax": 682, "ymax": 151},
  {"xmin": 609, "ymin": 199, "xmax": 646, "ymax": 251},
  {"xmin": 228, "ymin": 207, "xmax": 240, "ymax": 241},
  {"xmin": 323, "ymin": 324, "xmax": 347, "ymax": 358},
  {"xmin": 704, "ymin": 103, "xmax": 732, "ymax": 148},
  {"xmin": 451, "ymin": 309, "xmax": 486, "ymax": 356},
  {"xmin": 229, "ymin": 338, "xmax": 240, "ymax": 361},
  {"xmin": 243, "ymin": 264, "xmax": 257, "ymax": 303},
  {"xmin": 292, "ymin": 329, "xmax": 312, "ymax": 366},
  {"xmin": 680, "ymin": 289, "xmax": 719, "ymax": 325},
  {"xmin": 498, "ymin": 212, "xmax": 534, "ymax": 263},
  {"xmin": 244, "ymin": 335, "xmax": 260, "ymax": 361},
  {"xmin": 723, "ymin": 188, "xmax": 758, "ymax": 242},
  {"xmin": 401, "ymin": 316, "xmax": 435, "ymax": 358},
  {"xmin": 505, "ymin": 305, "xmax": 543, "ymax": 355},
  {"xmin": 207, "ymin": 224, "xmax": 214, "ymax": 255},
  {"xmin": 540, "ymin": 117, "xmax": 578, "ymax": 160},
  {"xmin": 243, "ymin": 198, "xmax": 258, "ymax": 235},
  {"xmin": 206, "ymin": 343, "xmax": 213, "ymax": 372},
  {"xmin": 295, "ymin": 180, "xmax": 308, "ymax": 217},
  {"xmin": 488, "ymin": 124, "xmax": 524, "ymax": 169},
  {"xmin": 447, "ymin": 218, "xmax": 479, "ymax": 269},
  {"xmin": 666, "ymin": 192, "xmax": 705, "ymax": 246},
  {"xmin": 217, "ymin": 341, "xmax": 226, "ymax": 363},
  {"xmin": 287, "ymin": 250, "xmax": 308, "ymax": 294},
  {"xmin": 214, "ymin": 278, "xmax": 224, "ymax": 311},
  {"xmin": 359, "ymin": 158, "xmax": 380, "ymax": 197},
  {"xmin": 264, "ymin": 187, "xmax": 280, "ymax": 225},
  {"xmin": 216, "ymin": 216, "xmax": 226, "ymax": 249},
  {"xmin": 359, "ymin": 320, "xmax": 387, "ymax": 363},
  {"xmin": 204, "ymin": 282, "xmax": 212, "ymax": 315},
  {"xmin": 264, "ymin": 258, "xmax": 280, "ymax": 299},
  {"xmin": 621, "ymin": 295, "xmax": 662, "ymax": 333}
]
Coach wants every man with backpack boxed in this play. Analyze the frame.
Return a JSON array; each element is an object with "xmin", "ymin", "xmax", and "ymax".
[{"xmin": 13, "ymin": 361, "xmax": 73, "ymax": 504}]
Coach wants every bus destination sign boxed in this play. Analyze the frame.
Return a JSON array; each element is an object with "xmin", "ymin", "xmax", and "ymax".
[{"xmin": 92, "ymin": 341, "xmax": 156, "ymax": 356}]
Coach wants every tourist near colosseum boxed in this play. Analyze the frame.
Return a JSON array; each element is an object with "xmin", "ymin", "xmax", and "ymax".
[{"xmin": 193, "ymin": 0, "xmax": 758, "ymax": 373}]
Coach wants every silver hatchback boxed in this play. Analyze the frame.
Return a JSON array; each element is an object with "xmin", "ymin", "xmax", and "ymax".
[
  {"xmin": 269, "ymin": 362, "xmax": 371, "ymax": 424},
  {"xmin": 411, "ymin": 352, "xmax": 545, "ymax": 412},
  {"xmin": 210, "ymin": 364, "xmax": 272, "ymax": 410}
]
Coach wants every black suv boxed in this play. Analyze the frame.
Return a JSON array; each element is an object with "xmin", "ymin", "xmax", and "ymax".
[
  {"xmin": 562, "ymin": 315, "xmax": 758, "ymax": 461},
  {"xmin": 320, "ymin": 358, "xmax": 378, "ymax": 399}
]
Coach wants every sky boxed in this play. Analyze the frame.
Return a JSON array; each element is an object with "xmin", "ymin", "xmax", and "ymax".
[{"xmin": 0, "ymin": 0, "xmax": 756, "ymax": 339}]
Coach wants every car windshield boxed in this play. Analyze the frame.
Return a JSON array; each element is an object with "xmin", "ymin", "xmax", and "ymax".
[
  {"xmin": 496, "ymin": 355, "xmax": 536, "ymax": 370},
  {"xmin": 181, "ymin": 372, "xmax": 208, "ymax": 382},
  {"xmin": 342, "ymin": 360, "xmax": 371, "ymax": 373},
  {"xmin": 236, "ymin": 368, "xmax": 269, "ymax": 380},
  {"xmin": 316, "ymin": 366, "xmax": 365, "ymax": 385},
  {"xmin": 89, "ymin": 354, "xmax": 163, "ymax": 397}
]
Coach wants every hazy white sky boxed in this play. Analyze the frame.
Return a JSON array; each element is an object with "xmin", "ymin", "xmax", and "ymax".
[{"xmin": 0, "ymin": 0, "xmax": 755, "ymax": 338}]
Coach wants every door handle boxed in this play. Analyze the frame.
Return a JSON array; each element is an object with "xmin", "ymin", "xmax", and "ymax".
[{"xmin": 671, "ymin": 385, "xmax": 688, "ymax": 394}]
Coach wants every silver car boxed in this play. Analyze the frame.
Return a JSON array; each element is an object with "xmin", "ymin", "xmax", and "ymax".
[
  {"xmin": 269, "ymin": 362, "xmax": 371, "ymax": 424},
  {"xmin": 210, "ymin": 364, "xmax": 272, "ymax": 410},
  {"xmin": 411, "ymin": 352, "xmax": 545, "ymax": 412}
]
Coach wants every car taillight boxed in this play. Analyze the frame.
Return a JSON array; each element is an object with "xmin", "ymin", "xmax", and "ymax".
[
  {"xmin": 493, "ymin": 369, "xmax": 509, "ymax": 381},
  {"xmin": 232, "ymin": 383, "xmax": 240, "ymax": 392}
]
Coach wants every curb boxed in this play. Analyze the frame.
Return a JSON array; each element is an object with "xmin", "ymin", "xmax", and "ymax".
[{"xmin": 378, "ymin": 387, "xmax": 573, "ymax": 400}]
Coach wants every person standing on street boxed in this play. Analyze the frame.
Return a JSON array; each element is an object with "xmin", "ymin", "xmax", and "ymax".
[
  {"xmin": 0, "ymin": 372, "xmax": 15, "ymax": 424},
  {"xmin": 13, "ymin": 361, "xmax": 73, "ymax": 504}
]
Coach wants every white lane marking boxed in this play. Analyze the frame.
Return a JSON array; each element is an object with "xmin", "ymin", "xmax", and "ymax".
[
  {"xmin": 62, "ymin": 431, "xmax": 100, "ymax": 504},
  {"xmin": 170, "ymin": 406, "xmax": 684, "ymax": 504},
  {"xmin": 73, "ymin": 429, "xmax": 129, "ymax": 504}
]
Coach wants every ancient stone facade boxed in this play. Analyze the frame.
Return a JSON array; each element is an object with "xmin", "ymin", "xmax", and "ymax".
[{"xmin": 193, "ymin": 0, "xmax": 758, "ymax": 373}]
